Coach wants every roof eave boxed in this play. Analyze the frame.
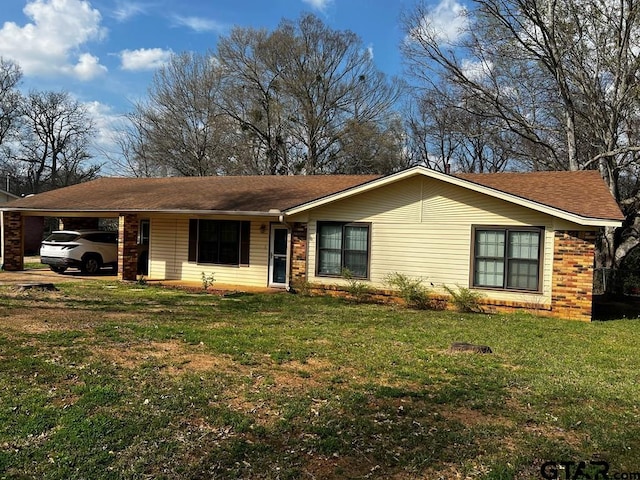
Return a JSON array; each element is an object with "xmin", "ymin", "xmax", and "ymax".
[
  {"xmin": 570, "ymin": 218, "xmax": 623, "ymax": 228},
  {"xmin": 0, "ymin": 207, "xmax": 283, "ymax": 217}
]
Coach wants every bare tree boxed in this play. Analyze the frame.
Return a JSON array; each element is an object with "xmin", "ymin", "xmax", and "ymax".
[
  {"xmin": 336, "ymin": 116, "xmax": 408, "ymax": 174},
  {"xmin": 217, "ymin": 14, "xmax": 405, "ymax": 174},
  {"xmin": 403, "ymin": 0, "xmax": 640, "ymax": 267},
  {"xmin": 0, "ymin": 58, "xmax": 22, "ymax": 150},
  {"xmin": 127, "ymin": 52, "xmax": 234, "ymax": 177},
  {"xmin": 123, "ymin": 14, "xmax": 405, "ymax": 176},
  {"xmin": 405, "ymin": 85, "xmax": 518, "ymax": 173},
  {"xmin": 14, "ymin": 91, "xmax": 98, "ymax": 193},
  {"xmin": 274, "ymin": 14, "xmax": 403, "ymax": 173},
  {"xmin": 217, "ymin": 27, "xmax": 294, "ymax": 174}
]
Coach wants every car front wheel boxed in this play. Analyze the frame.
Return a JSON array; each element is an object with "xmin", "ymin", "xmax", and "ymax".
[
  {"xmin": 50, "ymin": 266, "xmax": 67, "ymax": 274},
  {"xmin": 81, "ymin": 255, "xmax": 101, "ymax": 274}
]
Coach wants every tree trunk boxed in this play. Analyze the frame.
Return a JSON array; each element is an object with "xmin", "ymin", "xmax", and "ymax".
[{"xmin": 565, "ymin": 111, "xmax": 579, "ymax": 171}]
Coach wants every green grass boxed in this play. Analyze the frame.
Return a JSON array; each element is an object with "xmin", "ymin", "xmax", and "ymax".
[
  {"xmin": 1, "ymin": 281, "xmax": 640, "ymax": 479},
  {"xmin": 23, "ymin": 261, "xmax": 47, "ymax": 270}
]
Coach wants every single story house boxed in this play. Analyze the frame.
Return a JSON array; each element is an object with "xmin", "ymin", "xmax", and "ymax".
[{"xmin": 0, "ymin": 166, "xmax": 624, "ymax": 320}]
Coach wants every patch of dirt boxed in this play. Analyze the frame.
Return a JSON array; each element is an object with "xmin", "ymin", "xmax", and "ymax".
[
  {"xmin": 438, "ymin": 406, "xmax": 515, "ymax": 428},
  {"xmin": 96, "ymin": 340, "xmax": 242, "ymax": 373},
  {"xmin": 302, "ymin": 454, "xmax": 384, "ymax": 480},
  {"xmin": 417, "ymin": 463, "xmax": 471, "ymax": 480},
  {"xmin": 273, "ymin": 358, "xmax": 335, "ymax": 388},
  {"xmin": 2, "ymin": 312, "xmax": 59, "ymax": 334},
  {"xmin": 0, "ymin": 307, "xmax": 144, "ymax": 334}
]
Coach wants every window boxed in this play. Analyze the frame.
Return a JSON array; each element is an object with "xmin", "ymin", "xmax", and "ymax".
[
  {"xmin": 188, "ymin": 220, "xmax": 250, "ymax": 265},
  {"xmin": 138, "ymin": 220, "xmax": 150, "ymax": 246},
  {"xmin": 317, "ymin": 222, "xmax": 370, "ymax": 278},
  {"xmin": 473, "ymin": 227, "xmax": 542, "ymax": 291}
]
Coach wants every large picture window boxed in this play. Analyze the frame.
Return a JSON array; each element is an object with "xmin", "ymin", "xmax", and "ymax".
[
  {"xmin": 473, "ymin": 227, "xmax": 542, "ymax": 291},
  {"xmin": 317, "ymin": 222, "xmax": 370, "ymax": 278},
  {"xmin": 188, "ymin": 219, "xmax": 250, "ymax": 266}
]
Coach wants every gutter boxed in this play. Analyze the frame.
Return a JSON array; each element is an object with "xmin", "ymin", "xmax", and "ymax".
[{"xmin": 0, "ymin": 207, "xmax": 284, "ymax": 218}]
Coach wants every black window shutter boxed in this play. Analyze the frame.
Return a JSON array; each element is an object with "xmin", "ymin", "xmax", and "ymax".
[
  {"xmin": 188, "ymin": 219, "xmax": 198, "ymax": 262},
  {"xmin": 240, "ymin": 221, "xmax": 250, "ymax": 265}
]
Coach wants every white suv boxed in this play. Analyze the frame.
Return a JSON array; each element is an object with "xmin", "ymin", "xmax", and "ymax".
[{"xmin": 40, "ymin": 230, "xmax": 118, "ymax": 274}]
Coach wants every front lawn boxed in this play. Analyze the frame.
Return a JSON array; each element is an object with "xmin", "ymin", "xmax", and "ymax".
[{"xmin": 1, "ymin": 281, "xmax": 639, "ymax": 479}]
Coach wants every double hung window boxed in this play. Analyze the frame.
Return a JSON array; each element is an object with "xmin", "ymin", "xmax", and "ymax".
[
  {"xmin": 473, "ymin": 227, "xmax": 542, "ymax": 291},
  {"xmin": 317, "ymin": 222, "xmax": 370, "ymax": 278}
]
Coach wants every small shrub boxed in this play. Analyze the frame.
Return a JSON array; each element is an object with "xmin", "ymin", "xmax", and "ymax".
[
  {"xmin": 443, "ymin": 284, "xmax": 485, "ymax": 313},
  {"xmin": 290, "ymin": 279, "xmax": 313, "ymax": 296},
  {"xmin": 342, "ymin": 269, "xmax": 371, "ymax": 302},
  {"xmin": 136, "ymin": 274, "xmax": 147, "ymax": 286},
  {"xmin": 201, "ymin": 272, "xmax": 216, "ymax": 291},
  {"xmin": 385, "ymin": 272, "xmax": 431, "ymax": 309}
]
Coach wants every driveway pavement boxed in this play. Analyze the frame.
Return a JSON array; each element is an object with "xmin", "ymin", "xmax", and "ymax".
[{"xmin": 0, "ymin": 265, "xmax": 117, "ymax": 286}]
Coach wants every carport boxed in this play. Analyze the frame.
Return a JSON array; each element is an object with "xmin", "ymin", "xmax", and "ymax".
[{"xmin": 1, "ymin": 210, "xmax": 142, "ymax": 281}]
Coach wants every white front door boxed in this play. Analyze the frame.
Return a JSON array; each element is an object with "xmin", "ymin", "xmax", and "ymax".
[{"xmin": 269, "ymin": 226, "xmax": 289, "ymax": 287}]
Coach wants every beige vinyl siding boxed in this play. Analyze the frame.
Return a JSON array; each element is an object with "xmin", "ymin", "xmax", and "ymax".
[
  {"xmin": 301, "ymin": 177, "xmax": 569, "ymax": 306},
  {"xmin": 148, "ymin": 215, "xmax": 272, "ymax": 286},
  {"xmin": 309, "ymin": 175, "xmax": 423, "ymax": 223}
]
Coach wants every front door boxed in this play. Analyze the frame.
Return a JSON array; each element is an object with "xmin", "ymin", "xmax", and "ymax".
[{"xmin": 269, "ymin": 226, "xmax": 288, "ymax": 287}]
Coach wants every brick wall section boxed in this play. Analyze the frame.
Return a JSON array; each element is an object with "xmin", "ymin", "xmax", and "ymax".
[
  {"xmin": 59, "ymin": 217, "xmax": 99, "ymax": 230},
  {"xmin": 551, "ymin": 230, "xmax": 597, "ymax": 321},
  {"xmin": 290, "ymin": 222, "xmax": 308, "ymax": 285},
  {"xmin": 2, "ymin": 211, "xmax": 23, "ymax": 271},
  {"xmin": 118, "ymin": 214, "xmax": 139, "ymax": 281}
]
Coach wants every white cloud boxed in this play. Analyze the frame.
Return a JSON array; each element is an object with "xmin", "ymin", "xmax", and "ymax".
[
  {"xmin": 173, "ymin": 15, "xmax": 226, "ymax": 33},
  {"xmin": 461, "ymin": 58, "xmax": 493, "ymax": 81},
  {"xmin": 0, "ymin": 0, "xmax": 107, "ymax": 80},
  {"xmin": 302, "ymin": 0, "xmax": 333, "ymax": 11},
  {"xmin": 70, "ymin": 53, "xmax": 108, "ymax": 80},
  {"xmin": 411, "ymin": 0, "xmax": 468, "ymax": 45},
  {"xmin": 113, "ymin": 1, "xmax": 146, "ymax": 22},
  {"xmin": 120, "ymin": 48, "xmax": 173, "ymax": 71},
  {"xmin": 82, "ymin": 100, "xmax": 130, "ymax": 174},
  {"xmin": 85, "ymin": 100, "xmax": 119, "ymax": 147},
  {"xmin": 367, "ymin": 44, "xmax": 374, "ymax": 60}
]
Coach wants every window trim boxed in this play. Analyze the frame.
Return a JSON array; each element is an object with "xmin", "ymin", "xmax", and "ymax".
[
  {"xmin": 315, "ymin": 221, "xmax": 371, "ymax": 279},
  {"xmin": 470, "ymin": 225, "xmax": 544, "ymax": 292},
  {"xmin": 188, "ymin": 219, "xmax": 251, "ymax": 267}
]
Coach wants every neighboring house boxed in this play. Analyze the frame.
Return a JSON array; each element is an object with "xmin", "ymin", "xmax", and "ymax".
[
  {"xmin": 0, "ymin": 189, "xmax": 18, "ymax": 204},
  {"xmin": 0, "ymin": 166, "xmax": 624, "ymax": 320}
]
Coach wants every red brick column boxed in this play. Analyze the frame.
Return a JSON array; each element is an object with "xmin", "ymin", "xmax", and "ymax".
[
  {"xmin": 552, "ymin": 230, "xmax": 597, "ymax": 321},
  {"xmin": 2, "ymin": 211, "xmax": 24, "ymax": 271},
  {"xmin": 118, "ymin": 214, "xmax": 139, "ymax": 281},
  {"xmin": 290, "ymin": 222, "xmax": 308, "ymax": 285}
]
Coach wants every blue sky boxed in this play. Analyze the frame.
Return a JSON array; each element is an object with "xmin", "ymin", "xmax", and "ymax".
[{"xmin": 0, "ymin": 0, "xmax": 464, "ymax": 164}]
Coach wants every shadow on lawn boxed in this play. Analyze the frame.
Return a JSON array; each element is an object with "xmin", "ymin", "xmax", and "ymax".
[{"xmin": 593, "ymin": 294, "xmax": 640, "ymax": 320}]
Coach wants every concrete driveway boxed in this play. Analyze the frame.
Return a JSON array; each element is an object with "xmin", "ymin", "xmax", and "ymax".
[{"xmin": 0, "ymin": 266, "xmax": 117, "ymax": 286}]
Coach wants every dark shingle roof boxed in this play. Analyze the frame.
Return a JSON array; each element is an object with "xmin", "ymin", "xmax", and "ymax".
[
  {"xmin": 6, "ymin": 175, "xmax": 380, "ymax": 212},
  {"xmin": 456, "ymin": 170, "xmax": 624, "ymax": 221},
  {"xmin": 4, "ymin": 168, "xmax": 623, "ymax": 221}
]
